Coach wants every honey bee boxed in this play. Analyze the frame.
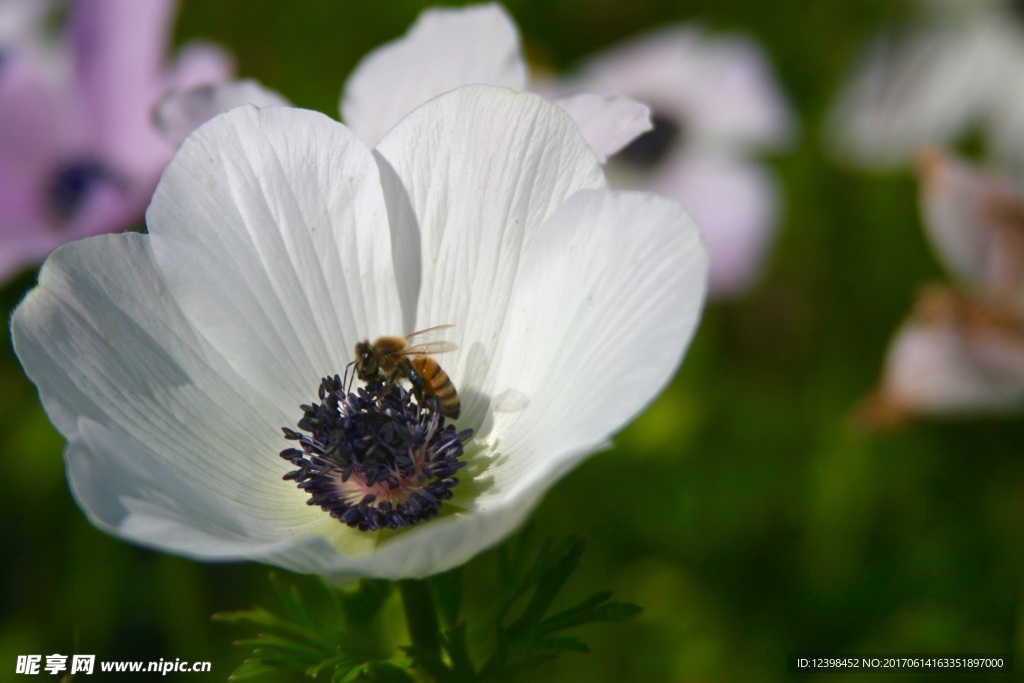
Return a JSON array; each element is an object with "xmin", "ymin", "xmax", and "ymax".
[{"xmin": 351, "ymin": 324, "xmax": 460, "ymax": 419}]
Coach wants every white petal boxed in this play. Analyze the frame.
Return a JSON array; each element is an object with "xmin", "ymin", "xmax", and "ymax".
[
  {"xmin": 154, "ymin": 79, "xmax": 291, "ymax": 147},
  {"xmin": 319, "ymin": 475, "xmax": 564, "ymax": 581},
  {"xmin": 70, "ymin": 411, "xmax": 575, "ymax": 581},
  {"xmin": 916, "ymin": 148, "xmax": 1024, "ymax": 293},
  {"xmin": 373, "ymin": 85, "xmax": 606, "ymax": 424},
  {"xmin": 482, "ymin": 190, "xmax": 707, "ymax": 499},
  {"xmin": 69, "ymin": 417, "xmax": 284, "ymax": 555},
  {"xmin": 14, "ymin": 232, "xmax": 436, "ymax": 574},
  {"xmin": 11, "ymin": 234, "xmax": 312, "ymax": 524},
  {"xmin": 919, "ymin": 0, "xmax": 1002, "ymax": 18},
  {"xmin": 309, "ymin": 190, "xmax": 706, "ymax": 580},
  {"xmin": 340, "ymin": 4, "xmax": 528, "ymax": 149},
  {"xmin": 68, "ymin": 417, "xmax": 383, "ymax": 575},
  {"xmin": 147, "ymin": 105, "xmax": 403, "ymax": 415},
  {"xmin": 982, "ymin": 28, "xmax": 1024, "ymax": 164},
  {"xmin": 551, "ymin": 93, "xmax": 651, "ymax": 163},
  {"xmin": 988, "ymin": 80, "xmax": 1024, "ymax": 165}
]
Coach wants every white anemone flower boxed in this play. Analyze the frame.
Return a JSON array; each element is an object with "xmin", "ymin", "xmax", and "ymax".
[
  {"xmin": 827, "ymin": 0, "xmax": 1024, "ymax": 169},
  {"xmin": 12, "ymin": 85, "xmax": 707, "ymax": 581}
]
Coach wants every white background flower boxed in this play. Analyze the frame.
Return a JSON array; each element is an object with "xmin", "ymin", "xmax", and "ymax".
[
  {"xmin": 858, "ymin": 286, "xmax": 1024, "ymax": 426},
  {"xmin": 827, "ymin": 0, "xmax": 1024, "ymax": 169},
  {"xmin": 13, "ymin": 85, "xmax": 706, "ymax": 581},
  {"xmin": 858, "ymin": 150, "xmax": 1024, "ymax": 426}
]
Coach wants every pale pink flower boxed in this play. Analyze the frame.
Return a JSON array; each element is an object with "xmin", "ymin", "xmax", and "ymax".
[
  {"xmin": 0, "ymin": 0, "xmax": 233, "ymax": 282},
  {"xmin": 563, "ymin": 26, "xmax": 795, "ymax": 296}
]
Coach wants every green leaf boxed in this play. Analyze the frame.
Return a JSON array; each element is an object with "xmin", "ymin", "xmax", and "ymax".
[
  {"xmin": 226, "ymin": 659, "xmax": 281, "ymax": 680},
  {"xmin": 216, "ymin": 607, "xmax": 336, "ymax": 651},
  {"xmin": 438, "ymin": 621, "xmax": 475, "ymax": 680},
  {"xmin": 530, "ymin": 592, "xmax": 643, "ymax": 636},
  {"xmin": 235, "ymin": 634, "xmax": 330, "ymax": 662},
  {"xmin": 474, "ymin": 531, "xmax": 642, "ymax": 681},
  {"xmin": 340, "ymin": 579, "xmax": 393, "ymax": 627},
  {"xmin": 531, "ymin": 636, "xmax": 589, "ymax": 654},
  {"xmin": 218, "ymin": 535, "xmax": 639, "ymax": 682},
  {"xmin": 504, "ymin": 537, "xmax": 584, "ymax": 631},
  {"xmin": 430, "ymin": 567, "xmax": 464, "ymax": 629},
  {"xmin": 272, "ymin": 573, "xmax": 322, "ymax": 632},
  {"xmin": 400, "ymin": 644, "xmax": 453, "ymax": 683},
  {"xmin": 353, "ymin": 661, "xmax": 417, "ymax": 682},
  {"xmin": 218, "ymin": 574, "xmax": 402, "ymax": 682}
]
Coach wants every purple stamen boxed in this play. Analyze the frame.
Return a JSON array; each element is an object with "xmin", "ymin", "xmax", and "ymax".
[{"xmin": 281, "ymin": 377, "xmax": 471, "ymax": 531}]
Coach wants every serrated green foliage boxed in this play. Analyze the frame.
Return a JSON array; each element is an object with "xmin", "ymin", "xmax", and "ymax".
[
  {"xmin": 215, "ymin": 574, "xmax": 402, "ymax": 681},
  {"xmin": 216, "ymin": 534, "xmax": 638, "ymax": 682},
  {"xmin": 472, "ymin": 534, "xmax": 641, "ymax": 681}
]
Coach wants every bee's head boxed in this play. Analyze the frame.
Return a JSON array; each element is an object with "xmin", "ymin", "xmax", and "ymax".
[{"xmin": 353, "ymin": 341, "xmax": 377, "ymax": 379}]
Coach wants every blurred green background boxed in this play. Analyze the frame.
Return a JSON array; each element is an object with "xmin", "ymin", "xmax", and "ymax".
[{"xmin": 3, "ymin": 0, "xmax": 1022, "ymax": 681}]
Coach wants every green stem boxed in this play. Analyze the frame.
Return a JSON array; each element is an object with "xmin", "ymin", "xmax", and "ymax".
[{"xmin": 399, "ymin": 579, "xmax": 441, "ymax": 660}]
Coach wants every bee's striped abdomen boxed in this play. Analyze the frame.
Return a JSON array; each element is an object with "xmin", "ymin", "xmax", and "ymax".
[{"xmin": 412, "ymin": 356, "xmax": 460, "ymax": 420}]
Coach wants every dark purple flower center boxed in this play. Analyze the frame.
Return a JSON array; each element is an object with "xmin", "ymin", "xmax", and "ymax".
[
  {"xmin": 47, "ymin": 159, "xmax": 118, "ymax": 224},
  {"xmin": 280, "ymin": 377, "xmax": 471, "ymax": 532},
  {"xmin": 617, "ymin": 112, "xmax": 680, "ymax": 168}
]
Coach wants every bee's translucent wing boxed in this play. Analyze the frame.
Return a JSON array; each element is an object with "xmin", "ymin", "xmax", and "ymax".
[
  {"xmin": 402, "ymin": 324, "xmax": 457, "ymax": 355},
  {"xmin": 404, "ymin": 324, "xmax": 455, "ymax": 342},
  {"xmin": 403, "ymin": 340, "xmax": 457, "ymax": 355}
]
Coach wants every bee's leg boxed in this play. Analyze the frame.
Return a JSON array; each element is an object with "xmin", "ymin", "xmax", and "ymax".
[
  {"xmin": 406, "ymin": 367, "xmax": 440, "ymax": 414},
  {"xmin": 407, "ymin": 367, "xmax": 425, "ymax": 401}
]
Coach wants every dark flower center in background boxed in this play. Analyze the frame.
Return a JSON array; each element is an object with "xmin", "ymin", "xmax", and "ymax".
[
  {"xmin": 1013, "ymin": 0, "xmax": 1024, "ymax": 19},
  {"xmin": 47, "ymin": 159, "xmax": 118, "ymax": 224},
  {"xmin": 617, "ymin": 112, "xmax": 681, "ymax": 168},
  {"xmin": 280, "ymin": 377, "xmax": 471, "ymax": 532}
]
